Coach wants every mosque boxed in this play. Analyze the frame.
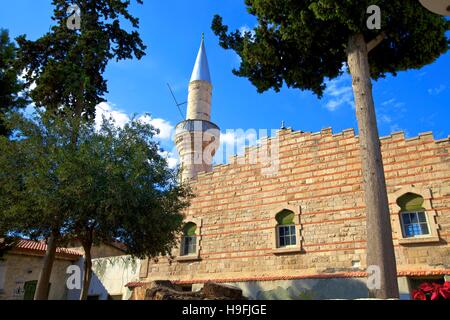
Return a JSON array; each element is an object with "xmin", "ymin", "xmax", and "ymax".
[{"xmin": 131, "ymin": 36, "xmax": 450, "ymax": 299}]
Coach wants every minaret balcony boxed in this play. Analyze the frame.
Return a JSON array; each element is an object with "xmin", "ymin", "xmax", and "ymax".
[{"xmin": 175, "ymin": 119, "xmax": 220, "ymax": 134}]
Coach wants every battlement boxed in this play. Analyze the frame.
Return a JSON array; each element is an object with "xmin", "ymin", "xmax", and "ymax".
[{"xmin": 192, "ymin": 127, "xmax": 450, "ymax": 182}]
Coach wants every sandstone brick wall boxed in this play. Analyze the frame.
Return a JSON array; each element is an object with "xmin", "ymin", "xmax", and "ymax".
[{"xmin": 141, "ymin": 128, "xmax": 450, "ymax": 283}]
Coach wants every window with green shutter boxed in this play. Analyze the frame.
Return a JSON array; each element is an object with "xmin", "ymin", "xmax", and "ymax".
[
  {"xmin": 397, "ymin": 193, "xmax": 430, "ymax": 238},
  {"xmin": 275, "ymin": 210, "xmax": 296, "ymax": 247},
  {"xmin": 181, "ymin": 222, "xmax": 197, "ymax": 255}
]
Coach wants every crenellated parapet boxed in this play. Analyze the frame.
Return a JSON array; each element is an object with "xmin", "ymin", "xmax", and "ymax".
[{"xmin": 192, "ymin": 127, "xmax": 450, "ymax": 182}]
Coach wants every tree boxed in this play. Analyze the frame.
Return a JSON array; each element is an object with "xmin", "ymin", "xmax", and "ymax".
[
  {"xmin": 0, "ymin": 29, "xmax": 29, "ymax": 137},
  {"xmin": 15, "ymin": 0, "xmax": 147, "ymax": 299},
  {"xmin": 211, "ymin": 1, "xmax": 449, "ymax": 298},
  {"xmin": 0, "ymin": 111, "xmax": 191, "ymax": 300},
  {"xmin": 62, "ymin": 116, "xmax": 191, "ymax": 299},
  {"xmin": 0, "ymin": 113, "xmax": 77, "ymax": 286},
  {"xmin": 17, "ymin": 0, "xmax": 146, "ymax": 125}
]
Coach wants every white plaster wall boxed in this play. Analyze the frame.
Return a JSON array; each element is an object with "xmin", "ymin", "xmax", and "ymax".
[
  {"xmin": 0, "ymin": 253, "xmax": 76, "ymax": 300},
  {"xmin": 67, "ymin": 255, "xmax": 140, "ymax": 300}
]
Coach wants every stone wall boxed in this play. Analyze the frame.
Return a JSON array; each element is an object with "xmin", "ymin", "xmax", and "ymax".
[
  {"xmin": 191, "ymin": 276, "xmax": 412, "ymax": 300},
  {"xmin": 141, "ymin": 128, "xmax": 450, "ymax": 288}
]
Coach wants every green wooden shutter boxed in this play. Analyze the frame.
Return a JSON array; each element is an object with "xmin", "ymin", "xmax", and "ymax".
[
  {"xmin": 23, "ymin": 280, "xmax": 37, "ymax": 300},
  {"xmin": 276, "ymin": 210, "xmax": 295, "ymax": 225},
  {"xmin": 23, "ymin": 281, "xmax": 51, "ymax": 300},
  {"xmin": 183, "ymin": 222, "xmax": 197, "ymax": 236},
  {"xmin": 397, "ymin": 193, "xmax": 425, "ymax": 211}
]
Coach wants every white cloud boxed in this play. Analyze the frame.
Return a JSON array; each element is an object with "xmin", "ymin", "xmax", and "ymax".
[
  {"xmin": 381, "ymin": 98, "xmax": 405, "ymax": 109},
  {"xmin": 138, "ymin": 115, "xmax": 174, "ymax": 140},
  {"xmin": 389, "ymin": 124, "xmax": 401, "ymax": 132},
  {"xmin": 95, "ymin": 102, "xmax": 175, "ymax": 141},
  {"xmin": 381, "ymin": 98, "xmax": 395, "ymax": 107},
  {"xmin": 323, "ymin": 74, "xmax": 354, "ymax": 111},
  {"xmin": 19, "ymin": 69, "xmax": 37, "ymax": 92},
  {"xmin": 213, "ymin": 129, "xmax": 261, "ymax": 164},
  {"xmin": 95, "ymin": 102, "xmax": 130, "ymax": 129},
  {"xmin": 377, "ymin": 97, "xmax": 408, "ymax": 136},
  {"xmin": 428, "ymin": 84, "xmax": 446, "ymax": 96},
  {"xmin": 220, "ymin": 131, "xmax": 237, "ymax": 145},
  {"xmin": 167, "ymin": 157, "xmax": 178, "ymax": 169},
  {"xmin": 239, "ymin": 25, "xmax": 255, "ymax": 37},
  {"xmin": 379, "ymin": 114, "xmax": 392, "ymax": 124},
  {"xmin": 158, "ymin": 150, "xmax": 179, "ymax": 169},
  {"xmin": 220, "ymin": 130, "xmax": 257, "ymax": 151},
  {"xmin": 389, "ymin": 124, "xmax": 408, "ymax": 136},
  {"xmin": 95, "ymin": 102, "xmax": 179, "ymax": 168},
  {"xmin": 235, "ymin": 24, "xmax": 257, "ymax": 65}
]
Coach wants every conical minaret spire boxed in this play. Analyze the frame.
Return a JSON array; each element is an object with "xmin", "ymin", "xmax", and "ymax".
[
  {"xmin": 175, "ymin": 35, "xmax": 220, "ymax": 182},
  {"xmin": 186, "ymin": 35, "xmax": 213, "ymax": 121},
  {"xmin": 190, "ymin": 33, "xmax": 211, "ymax": 83}
]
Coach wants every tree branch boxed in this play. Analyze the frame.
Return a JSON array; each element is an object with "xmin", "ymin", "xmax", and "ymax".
[{"xmin": 366, "ymin": 32, "xmax": 386, "ymax": 53}]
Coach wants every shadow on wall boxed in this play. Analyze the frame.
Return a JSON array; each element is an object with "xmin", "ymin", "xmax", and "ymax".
[
  {"xmin": 236, "ymin": 278, "xmax": 369, "ymax": 300},
  {"xmin": 66, "ymin": 258, "xmax": 109, "ymax": 300},
  {"xmin": 66, "ymin": 256, "xmax": 139, "ymax": 300}
]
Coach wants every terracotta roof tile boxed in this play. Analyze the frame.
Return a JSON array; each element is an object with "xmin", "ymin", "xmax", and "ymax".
[
  {"xmin": 14, "ymin": 239, "xmax": 82, "ymax": 258},
  {"xmin": 109, "ymin": 240, "xmax": 127, "ymax": 252}
]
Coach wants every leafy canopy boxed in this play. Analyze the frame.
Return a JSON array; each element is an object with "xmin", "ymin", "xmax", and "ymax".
[
  {"xmin": 212, "ymin": 0, "xmax": 449, "ymax": 96},
  {"xmin": 16, "ymin": 0, "xmax": 146, "ymax": 120},
  {"xmin": 0, "ymin": 29, "xmax": 29, "ymax": 136},
  {"xmin": 0, "ymin": 111, "xmax": 191, "ymax": 258}
]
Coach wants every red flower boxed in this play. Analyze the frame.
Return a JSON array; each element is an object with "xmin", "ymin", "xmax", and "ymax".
[
  {"xmin": 439, "ymin": 282, "xmax": 450, "ymax": 300},
  {"xmin": 412, "ymin": 282, "xmax": 450, "ymax": 300},
  {"xmin": 430, "ymin": 290, "xmax": 440, "ymax": 300},
  {"xmin": 412, "ymin": 289, "xmax": 427, "ymax": 300},
  {"xmin": 419, "ymin": 282, "xmax": 434, "ymax": 293}
]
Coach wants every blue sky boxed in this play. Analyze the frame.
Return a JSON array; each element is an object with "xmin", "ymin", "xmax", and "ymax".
[{"xmin": 1, "ymin": 1, "xmax": 449, "ymax": 166}]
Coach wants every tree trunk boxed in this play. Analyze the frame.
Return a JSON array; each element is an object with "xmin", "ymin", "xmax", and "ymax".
[
  {"xmin": 347, "ymin": 33, "xmax": 399, "ymax": 299},
  {"xmin": 34, "ymin": 231, "xmax": 58, "ymax": 300},
  {"xmin": 70, "ymin": 100, "xmax": 83, "ymax": 145},
  {"xmin": 80, "ymin": 241, "xmax": 93, "ymax": 300}
]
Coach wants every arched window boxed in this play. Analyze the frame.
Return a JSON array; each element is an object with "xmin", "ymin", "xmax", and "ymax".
[
  {"xmin": 181, "ymin": 222, "xmax": 197, "ymax": 256},
  {"xmin": 397, "ymin": 193, "xmax": 430, "ymax": 238},
  {"xmin": 275, "ymin": 210, "xmax": 296, "ymax": 247}
]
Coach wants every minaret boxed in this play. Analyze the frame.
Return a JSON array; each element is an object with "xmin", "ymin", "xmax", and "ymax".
[{"xmin": 175, "ymin": 35, "xmax": 220, "ymax": 182}]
